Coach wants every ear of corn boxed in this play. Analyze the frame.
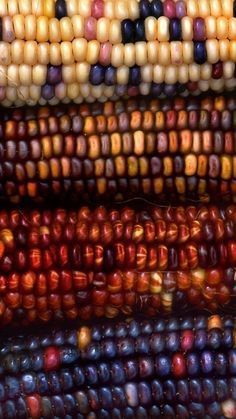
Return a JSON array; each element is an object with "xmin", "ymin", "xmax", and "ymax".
[
  {"xmin": 0, "ymin": 1, "xmax": 236, "ymax": 105},
  {"xmin": 1, "ymin": 94, "xmax": 236, "ymax": 203},
  {"xmin": 0, "ymin": 204, "xmax": 235, "ymax": 326},
  {"xmin": 0, "ymin": 314, "xmax": 235, "ymax": 418}
]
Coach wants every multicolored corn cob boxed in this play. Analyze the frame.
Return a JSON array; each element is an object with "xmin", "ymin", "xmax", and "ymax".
[
  {"xmin": 1, "ymin": 95, "xmax": 236, "ymax": 202},
  {"xmin": 0, "ymin": 314, "xmax": 235, "ymax": 418},
  {"xmin": 0, "ymin": 1, "xmax": 236, "ymax": 105},
  {"xmin": 0, "ymin": 204, "xmax": 235, "ymax": 326}
]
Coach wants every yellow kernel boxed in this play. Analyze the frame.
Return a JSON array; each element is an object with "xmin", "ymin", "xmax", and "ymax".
[{"xmin": 157, "ymin": 16, "xmax": 169, "ymax": 41}]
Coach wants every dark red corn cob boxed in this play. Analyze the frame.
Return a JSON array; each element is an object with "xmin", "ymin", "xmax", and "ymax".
[
  {"xmin": 0, "ymin": 205, "xmax": 235, "ymax": 326},
  {"xmin": 0, "ymin": 95, "xmax": 236, "ymax": 203},
  {"xmin": 0, "ymin": 314, "xmax": 235, "ymax": 418}
]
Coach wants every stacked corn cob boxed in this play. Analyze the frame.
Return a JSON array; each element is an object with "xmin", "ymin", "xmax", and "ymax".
[
  {"xmin": 0, "ymin": 314, "xmax": 235, "ymax": 418},
  {"xmin": 0, "ymin": 0, "xmax": 236, "ymax": 105},
  {"xmin": 1, "ymin": 94, "xmax": 236, "ymax": 203},
  {"xmin": 0, "ymin": 204, "xmax": 235, "ymax": 327},
  {"xmin": 0, "ymin": 3, "xmax": 236, "ymax": 419}
]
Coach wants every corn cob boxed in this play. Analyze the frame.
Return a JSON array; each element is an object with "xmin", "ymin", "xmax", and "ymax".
[
  {"xmin": 0, "ymin": 380, "xmax": 235, "ymax": 418},
  {"xmin": 1, "ymin": 313, "xmax": 235, "ymax": 354},
  {"xmin": 0, "ymin": 1, "xmax": 236, "ymax": 105},
  {"xmin": 1, "ymin": 95, "xmax": 236, "ymax": 202},
  {"xmin": 0, "ymin": 314, "xmax": 235, "ymax": 418},
  {"xmin": 0, "ymin": 204, "xmax": 235, "ymax": 325}
]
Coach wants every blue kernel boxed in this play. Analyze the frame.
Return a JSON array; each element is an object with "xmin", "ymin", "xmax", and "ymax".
[
  {"xmin": 129, "ymin": 320, "xmax": 141, "ymax": 338},
  {"xmin": 60, "ymin": 370, "xmax": 73, "ymax": 391},
  {"xmin": 135, "ymin": 19, "xmax": 145, "ymax": 42},
  {"xmin": 201, "ymin": 351, "xmax": 214, "ymax": 374},
  {"xmin": 215, "ymin": 379, "xmax": 228, "ymax": 401},
  {"xmin": 136, "ymin": 336, "xmax": 150, "ymax": 354},
  {"xmin": 87, "ymin": 388, "xmax": 100, "ymax": 411},
  {"xmin": 229, "ymin": 349, "xmax": 236, "ymax": 374},
  {"xmin": 0, "ymin": 383, "xmax": 5, "ymax": 402},
  {"xmin": 163, "ymin": 379, "xmax": 176, "ymax": 402},
  {"xmin": 202, "ymin": 378, "xmax": 215, "ymax": 403},
  {"xmin": 21, "ymin": 373, "xmax": 36, "ymax": 394},
  {"xmin": 151, "ymin": 380, "xmax": 164, "ymax": 402},
  {"xmin": 206, "ymin": 402, "xmax": 221, "ymax": 416},
  {"xmin": 194, "ymin": 42, "xmax": 207, "ymax": 64},
  {"xmin": 41, "ymin": 84, "xmax": 55, "ymax": 100},
  {"xmin": 176, "ymin": 404, "xmax": 189, "ymax": 419},
  {"xmin": 60, "ymin": 347, "xmax": 79, "ymax": 364},
  {"xmin": 123, "ymin": 407, "xmax": 135, "ymax": 419},
  {"xmin": 66, "ymin": 331, "xmax": 77, "ymax": 346},
  {"xmin": 194, "ymin": 329, "xmax": 207, "ymax": 350},
  {"xmin": 63, "ymin": 394, "xmax": 76, "ymax": 415},
  {"xmin": 139, "ymin": 357, "xmax": 155, "ymax": 378},
  {"xmin": 51, "ymin": 395, "xmax": 65, "ymax": 416},
  {"xmin": 27, "ymin": 337, "xmax": 39, "ymax": 351},
  {"xmin": 55, "ymin": 0, "xmax": 67, "ymax": 19},
  {"xmin": 111, "ymin": 361, "xmax": 126, "ymax": 384},
  {"xmin": 49, "ymin": 371, "xmax": 61, "ymax": 394},
  {"xmin": 166, "ymin": 332, "xmax": 180, "ymax": 352},
  {"xmin": 37, "ymin": 372, "xmax": 49, "ymax": 395},
  {"xmin": 91, "ymin": 326, "xmax": 102, "ymax": 341},
  {"xmin": 150, "ymin": 334, "xmax": 165, "ymax": 353},
  {"xmin": 117, "ymin": 338, "xmax": 134, "ymax": 357},
  {"xmin": 189, "ymin": 402, "xmax": 205, "ymax": 417},
  {"xmin": 162, "ymin": 404, "xmax": 175, "ymax": 418},
  {"xmin": 129, "ymin": 66, "xmax": 141, "ymax": 86},
  {"xmin": 180, "ymin": 317, "xmax": 194, "ymax": 330},
  {"xmin": 121, "ymin": 19, "xmax": 135, "ymax": 44},
  {"xmin": 138, "ymin": 382, "xmax": 152, "ymax": 405},
  {"xmin": 136, "ymin": 406, "xmax": 148, "ymax": 419},
  {"xmin": 151, "ymin": 0, "xmax": 163, "ymax": 18},
  {"xmin": 85, "ymin": 365, "xmax": 98, "ymax": 385},
  {"xmin": 164, "ymin": 84, "xmax": 177, "ymax": 96},
  {"xmin": 111, "ymin": 408, "xmax": 122, "ymax": 419},
  {"xmin": 5, "ymin": 376, "xmax": 20, "ymax": 399},
  {"xmin": 176, "ymin": 380, "xmax": 189, "ymax": 403},
  {"xmin": 186, "ymin": 353, "xmax": 200, "ymax": 376},
  {"xmin": 103, "ymin": 326, "xmax": 114, "ymax": 339},
  {"xmin": 99, "ymin": 387, "xmax": 113, "ymax": 410},
  {"xmin": 73, "ymin": 367, "xmax": 85, "ymax": 386},
  {"xmin": 47, "ymin": 66, "xmax": 62, "ymax": 85},
  {"xmin": 112, "ymin": 387, "xmax": 126, "ymax": 408},
  {"xmin": 166, "ymin": 318, "xmax": 180, "ymax": 332},
  {"xmin": 105, "ymin": 66, "xmax": 116, "ymax": 86},
  {"xmin": 102, "ymin": 339, "xmax": 117, "ymax": 358},
  {"xmin": 149, "ymin": 406, "xmax": 161, "ymax": 418},
  {"xmin": 3, "ymin": 400, "xmax": 16, "ymax": 419},
  {"xmin": 207, "ymin": 329, "xmax": 222, "ymax": 349},
  {"xmin": 97, "ymin": 362, "xmax": 110, "ymax": 383},
  {"xmin": 230, "ymin": 377, "xmax": 236, "ymax": 399},
  {"xmin": 189, "ymin": 379, "xmax": 202, "ymax": 402},
  {"xmin": 115, "ymin": 323, "xmax": 128, "ymax": 338},
  {"xmin": 89, "ymin": 65, "xmax": 105, "ymax": 86},
  {"xmin": 155, "ymin": 355, "xmax": 171, "ymax": 377},
  {"xmin": 3, "ymin": 354, "xmax": 20, "ymax": 374},
  {"xmin": 15, "ymin": 397, "xmax": 27, "ymax": 419},
  {"xmin": 139, "ymin": 0, "xmax": 151, "ymax": 18},
  {"xmin": 214, "ymin": 353, "xmax": 227, "ymax": 376},
  {"xmin": 169, "ymin": 18, "xmax": 182, "ymax": 41},
  {"xmin": 53, "ymin": 331, "xmax": 64, "ymax": 346},
  {"xmin": 124, "ymin": 359, "xmax": 138, "ymax": 380},
  {"xmin": 141, "ymin": 320, "xmax": 153, "ymax": 335},
  {"xmin": 98, "ymin": 409, "xmax": 110, "ymax": 419},
  {"xmin": 194, "ymin": 315, "xmax": 208, "ymax": 329}
]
